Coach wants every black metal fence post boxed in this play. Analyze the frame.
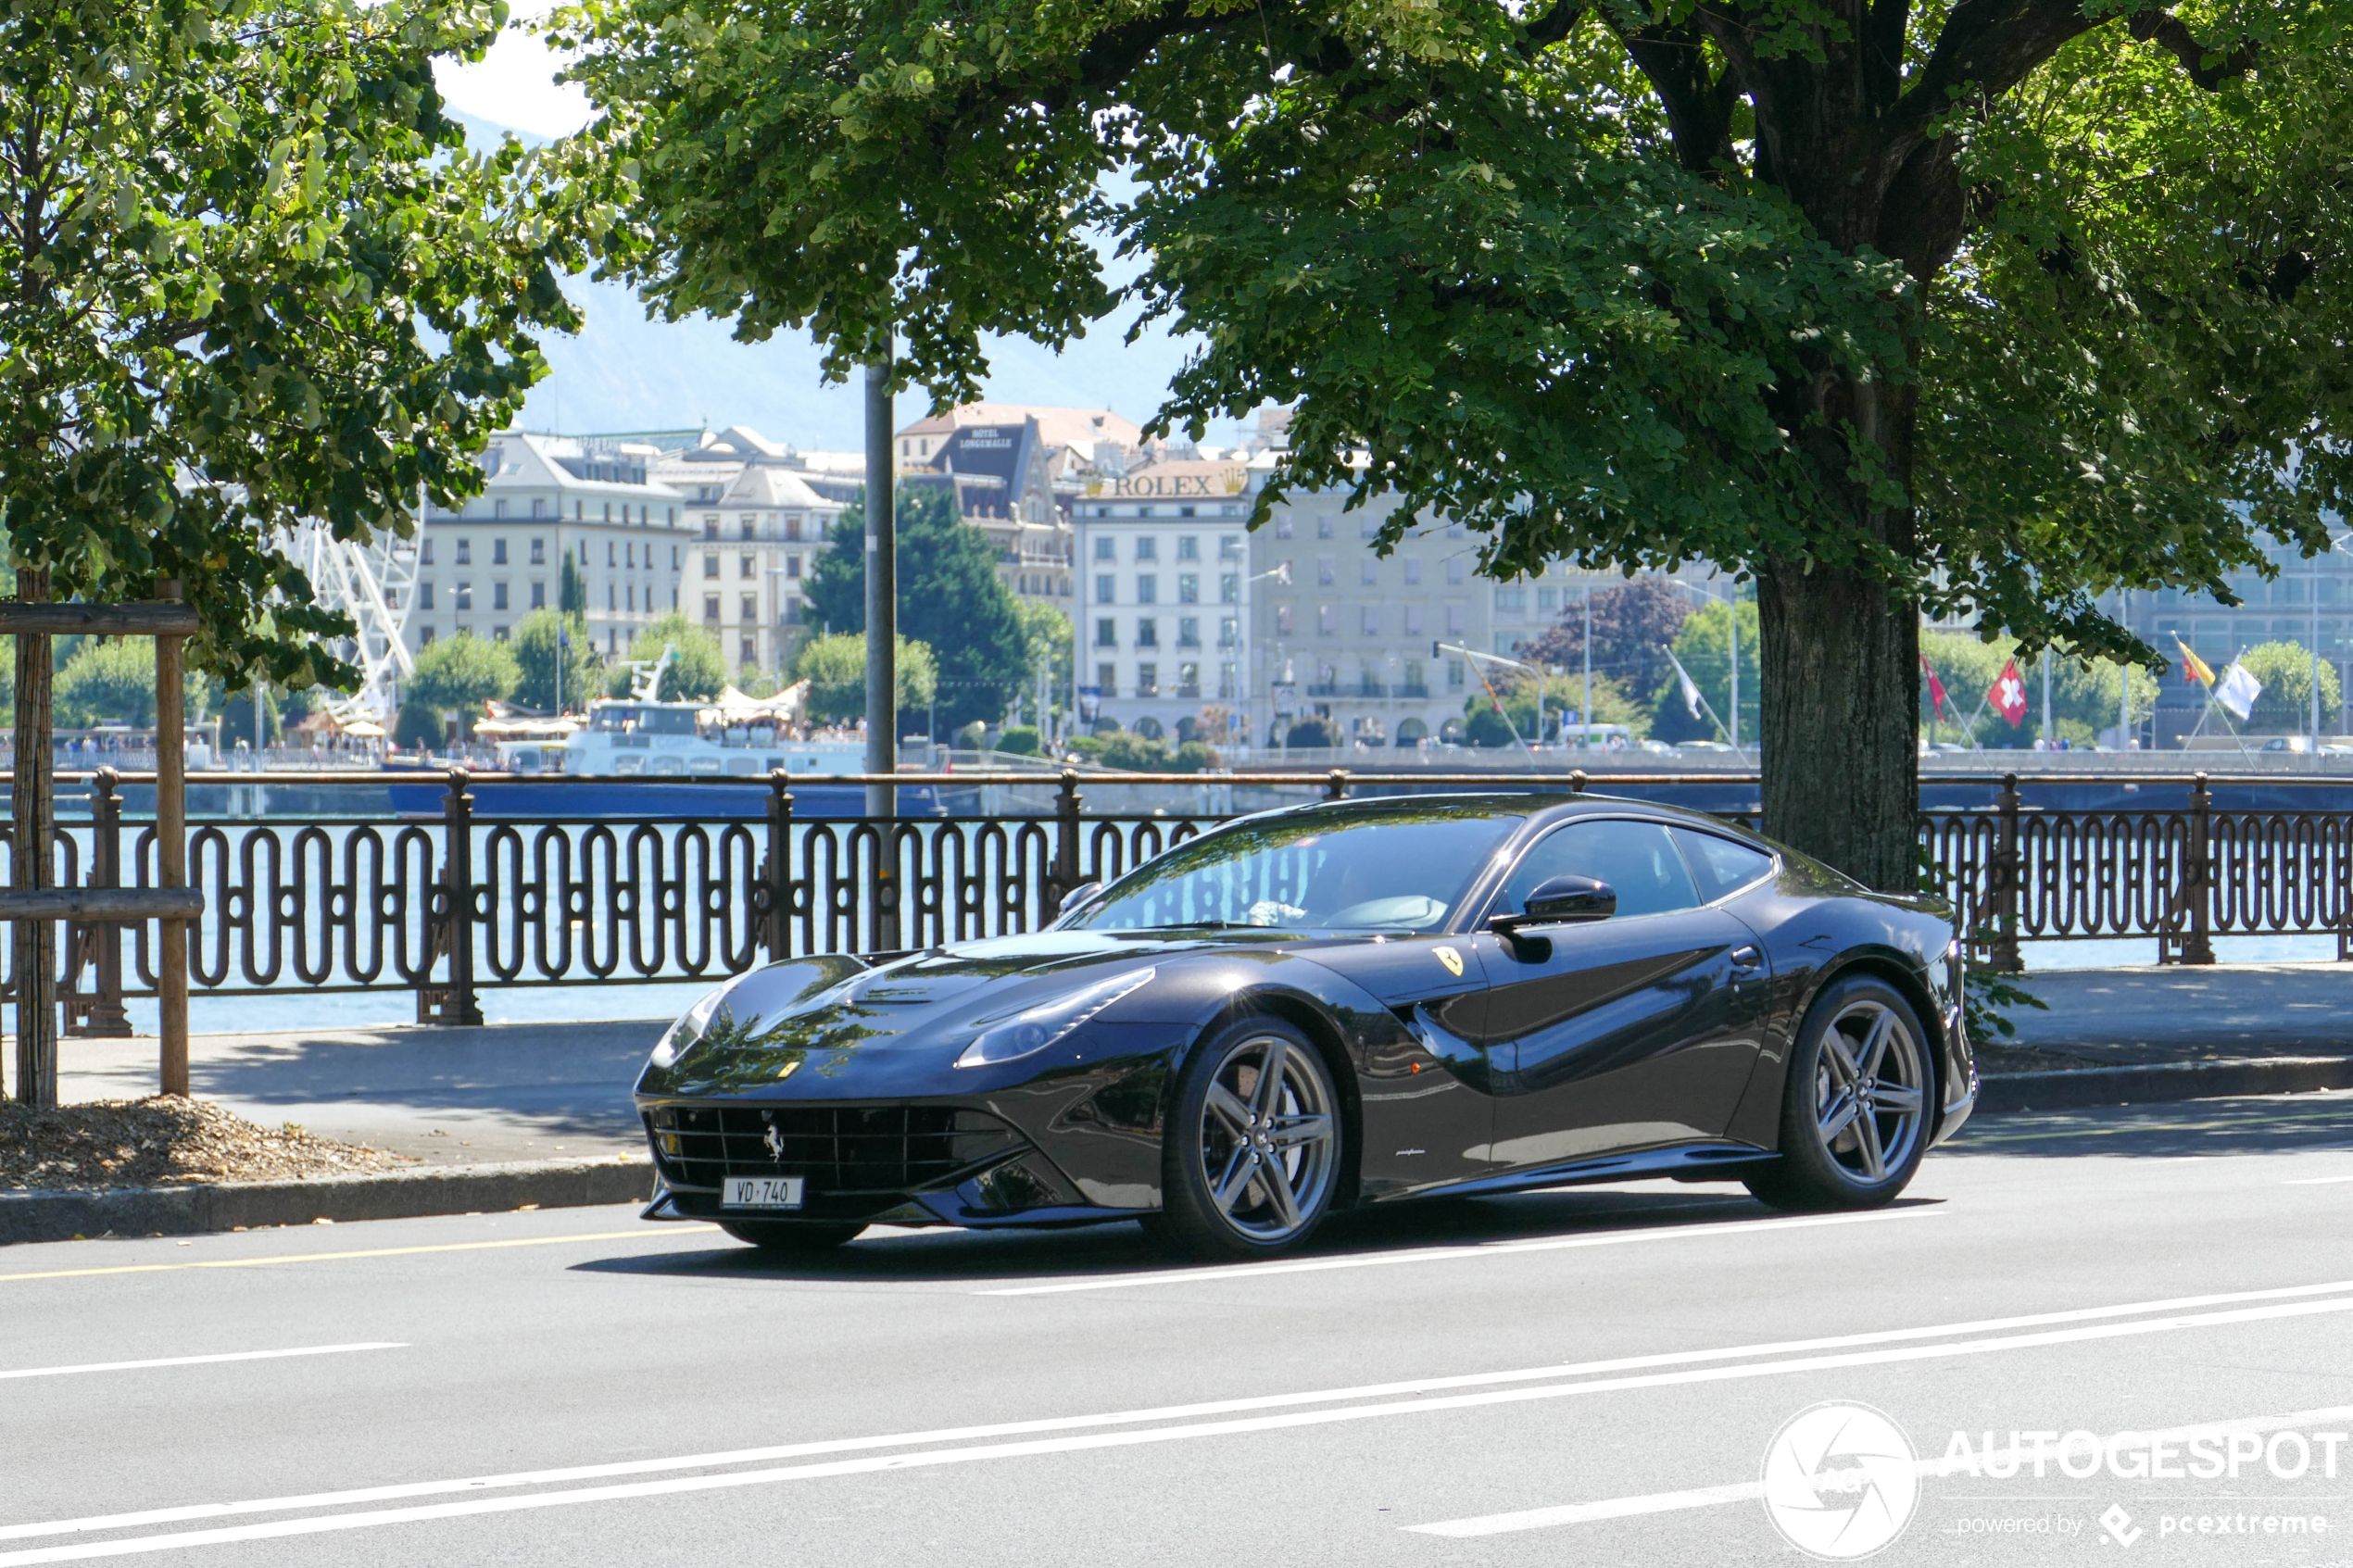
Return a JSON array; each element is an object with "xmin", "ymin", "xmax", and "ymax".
[
  {"xmin": 1326, "ymin": 769, "xmax": 1351, "ymax": 801},
  {"xmin": 420, "ymin": 766, "xmax": 484, "ymax": 1024},
  {"xmin": 1989, "ymin": 771, "xmax": 2023, "ymax": 972},
  {"xmin": 2183, "ymin": 771, "xmax": 2216, "ymax": 965},
  {"xmin": 1049, "ymin": 770, "xmax": 1083, "ymax": 916},
  {"xmin": 63, "ymin": 768, "xmax": 131, "ymax": 1036},
  {"xmin": 763, "ymin": 769, "xmax": 794, "ymax": 961}
]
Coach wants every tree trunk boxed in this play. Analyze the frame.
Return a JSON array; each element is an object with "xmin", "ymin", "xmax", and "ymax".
[{"xmin": 1757, "ymin": 561, "xmax": 1920, "ymax": 891}]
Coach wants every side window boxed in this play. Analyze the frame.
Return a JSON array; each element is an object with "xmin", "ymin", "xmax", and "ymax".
[
  {"xmin": 1671, "ymin": 827, "xmax": 1776, "ymax": 902},
  {"xmin": 1495, "ymin": 821, "xmax": 1699, "ymax": 921}
]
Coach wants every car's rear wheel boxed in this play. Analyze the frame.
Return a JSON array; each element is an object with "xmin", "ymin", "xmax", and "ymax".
[
  {"xmin": 1745, "ymin": 975, "xmax": 1933, "ymax": 1212},
  {"xmin": 1155, "ymin": 1016, "xmax": 1343, "ymax": 1260},
  {"xmin": 718, "ymin": 1220, "xmax": 864, "ymax": 1255}
]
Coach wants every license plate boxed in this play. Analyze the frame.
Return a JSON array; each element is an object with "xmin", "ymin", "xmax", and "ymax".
[{"xmin": 723, "ymin": 1175, "xmax": 805, "ymax": 1210}]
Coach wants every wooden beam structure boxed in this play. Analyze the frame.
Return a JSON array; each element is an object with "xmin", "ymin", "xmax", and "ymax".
[{"xmin": 0, "ymin": 602, "xmax": 202, "ymax": 637}]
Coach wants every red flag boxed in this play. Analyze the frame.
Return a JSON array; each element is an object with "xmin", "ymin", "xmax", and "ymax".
[
  {"xmin": 1919, "ymin": 655, "xmax": 1948, "ymax": 715},
  {"xmin": 1990, "ymin": 659, "xmax": 2029, "ymax": 727}
]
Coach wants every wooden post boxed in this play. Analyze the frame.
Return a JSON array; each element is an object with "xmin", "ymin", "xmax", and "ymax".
[
  {"xmin": 155, "ymin": 581, "xmax": 190, "ymax": 1095},
  {"xmin": 1989, "ymin": 771, "xmax": 2023, "ymax": 973},
  {"xmin": 65, "ymin": 767, "xmax": 133, "ymax": 1036},
  {"xmin": 11, "ymin": 567, "xmax": 56, "ymax": 1106}
]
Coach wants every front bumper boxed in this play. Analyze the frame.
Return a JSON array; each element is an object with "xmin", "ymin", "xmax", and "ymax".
[{"xmin": 637, "ymin": 1098, "xmax": 1146, "ymax": 1228}]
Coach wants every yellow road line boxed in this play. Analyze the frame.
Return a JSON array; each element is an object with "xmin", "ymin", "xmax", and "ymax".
[{"xmin": 0, "ymin": 1225, "xmax": 716, "ymax": 1285}]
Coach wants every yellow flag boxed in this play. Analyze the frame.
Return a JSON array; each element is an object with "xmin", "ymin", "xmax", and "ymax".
[{"xmin": 2175, "ymin": 635, "xmax": 2215, "ymax": 687}]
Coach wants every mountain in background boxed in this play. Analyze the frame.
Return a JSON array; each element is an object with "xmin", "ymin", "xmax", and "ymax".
[{"xmin": 447, "ymin": 110, "xmax": 1214, "ymax": 451}]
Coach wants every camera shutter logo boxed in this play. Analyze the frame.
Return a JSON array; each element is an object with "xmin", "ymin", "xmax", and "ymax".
[{"xmin": 1761, "ymin": 1402, "xmax": 1920, "ymax": 1559}]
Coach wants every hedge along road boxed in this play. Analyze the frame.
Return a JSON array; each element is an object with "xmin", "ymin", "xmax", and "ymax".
[{"xmin": 3, "ymin": 1093, "xmax": 2352, "ymax": 1567}]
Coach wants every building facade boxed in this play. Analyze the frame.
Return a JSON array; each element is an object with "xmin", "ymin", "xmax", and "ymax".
[
  {"xmin": 415, "ymin": 432, "xmax": 690, "ymax": 658},
  {"xmin": 654, "ymin": 427, "xmax": 849, "ymax": 675}
]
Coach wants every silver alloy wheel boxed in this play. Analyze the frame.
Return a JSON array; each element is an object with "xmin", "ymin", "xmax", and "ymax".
[
  {"xmin": 1812, "ymin": 998, "xmax": 1929, "ymax": 1184},
  {"xmin": 1195, "ymin": 1032, "xmax": 1340, "ymax": 1243}
]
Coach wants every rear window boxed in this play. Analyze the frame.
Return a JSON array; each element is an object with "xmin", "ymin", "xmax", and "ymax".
[{"xmin": 1671, "ymin": 827, "xmax": 1775, "ymax": 901}]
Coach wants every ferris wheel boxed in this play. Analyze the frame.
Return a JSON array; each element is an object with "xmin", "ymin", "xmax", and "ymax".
[{"xmin": 276, "ymin": 518, "xmax": 419, "ymax": 725}]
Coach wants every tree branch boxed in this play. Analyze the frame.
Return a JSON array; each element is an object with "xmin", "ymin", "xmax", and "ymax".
[
  {"xmin": 1891, "ymin": 0, "xmax": 2106, "ymax": 142},
  {"xmin": 2128, "ymin": 9, "xmax": 2259, "ymax": 89},
  {"xmin": 1516, "ymin": 0, "xmax": 1589, "ymax": 58},
  {"xmin": 1612, "ymin": 22, "xmax": 1738, "ymax": 173}
]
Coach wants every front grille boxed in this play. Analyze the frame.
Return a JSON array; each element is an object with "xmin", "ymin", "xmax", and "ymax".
[{"xmin": 647, "ymin": 1103, "xmax": 1018, "ymax": 1196}]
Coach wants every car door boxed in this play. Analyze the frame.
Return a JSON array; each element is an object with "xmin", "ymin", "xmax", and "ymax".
[{"xmin": 1465, "ymin": 817, "xmax": 1773, "ymax": 1173}]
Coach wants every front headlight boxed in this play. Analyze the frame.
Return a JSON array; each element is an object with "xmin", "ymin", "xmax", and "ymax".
[
  {"xmin": 954, "ymin": 968, "xmax": 1156, "ymax": 1070},
  {"xmin": 650, "ymin": 980, "xmax": 735, "ymax": 1068}
]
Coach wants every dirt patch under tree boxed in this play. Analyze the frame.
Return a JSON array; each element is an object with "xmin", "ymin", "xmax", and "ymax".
[{"xmin": 1, "ymin": 1098, "xmax": 417, "ymax": 1192}]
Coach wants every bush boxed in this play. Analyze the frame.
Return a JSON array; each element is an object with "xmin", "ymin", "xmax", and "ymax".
[
  {"xmin": 1064, "ymin": 734, "xmax": 1109, "ymax": 760},
  {"xmin": 392, "ymin": 701, "xmax": 446, "ymax": 752},
  {"xmin": 1097, "ymin": 734, "xmax": 1170, "ymax": 771},
  {"xmin": 789, "ymin": 632, "xmax": 938, "ymax": 726},
  {"xmin": 1284, "ymin": 715, "xmax": 1339, "ymax": 748},
  {"xmin": 1172, "ymin": 740, "xmax": 1219, "ymax": 772},
  {"xmin": 405, "ymin": 633, "xmax": 519, "ymax": 736},
  {"xmin": 1465, "ymin": 704, "xmax": 1521, "ymax": 748},
  {"xmin": 997, "ymin": 725, "xmax": 1042, "ymax": 757},
  {"xmin": 610, "ymin": 612, "xmax": 727, "ymax": 702},
  {"xmin": 951, "ymin": 720, "xmax": 989, "ymax": 750}
]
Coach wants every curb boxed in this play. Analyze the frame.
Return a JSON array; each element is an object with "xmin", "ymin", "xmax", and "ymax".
[
  {"xmin": 0, "ymin": 1157, "xmax": 653, "ymax": 1247},
  {"xmin": 1979, "ymin": 1055, "xmax": 2353, "ymax": 1114}
]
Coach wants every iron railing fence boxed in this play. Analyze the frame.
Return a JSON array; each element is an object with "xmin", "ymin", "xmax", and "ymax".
[{"xmin": 0, "ymin": 767, "xmax": 2343, "ymax": 1032}]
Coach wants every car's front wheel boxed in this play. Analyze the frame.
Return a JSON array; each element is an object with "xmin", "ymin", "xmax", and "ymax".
[
  {"xmin": 1154, "ymin": 1016, "xmax": 1344, "ymax": 1260},
  {"xmin": 718, "ymin": 1220, "xmax": 864, "ymax": 1255},
  {"xmin": 1746, "ymin": 975, "xmax": 1934, "ymax": 1212}
]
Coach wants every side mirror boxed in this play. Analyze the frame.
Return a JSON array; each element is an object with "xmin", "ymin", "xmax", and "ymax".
[
  {"xmin": 1057, "ymin": 882, "xmax": 1104, "ymax": 917},
  {"xmin": 1489, "ymin": 874, "xmax": 1616, "ymax": 939}
]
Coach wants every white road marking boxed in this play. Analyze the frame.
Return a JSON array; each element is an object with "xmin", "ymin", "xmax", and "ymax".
[
  {"xmin": 1408, "ymin": 1402, "xmax": 2353, "ymax": 1537},
  {"xmin": 979, "ymin": 1207, "xmax": 1937, "ymax": 1296},
  {"xmin": 0, "ymin": 1345, "xmax": 404, "ymax": 1383},
  {"xmin": 2285, "ymin": 1174, "xmax": 2353, "ymax": 1185},
  {"xmin": 11, "ymin": 1286, "xmax": 2353, "ymax": 1561}
]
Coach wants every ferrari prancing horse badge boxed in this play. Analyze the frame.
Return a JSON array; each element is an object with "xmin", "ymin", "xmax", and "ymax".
[{"xmin": 1434, "ymin": 946, "xmax": 1464, "ymax": 977}]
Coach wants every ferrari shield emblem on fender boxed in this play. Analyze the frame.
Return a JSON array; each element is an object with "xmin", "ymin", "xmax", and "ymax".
[{"xmin": 1434, "ymin": 946, "xmax": 1464, "ymax": 977}]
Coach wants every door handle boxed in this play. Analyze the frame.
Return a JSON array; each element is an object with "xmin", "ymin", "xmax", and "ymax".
[{"xmin": 1729, "ymin": 945, "xmax": 1765, "ymax": 973}]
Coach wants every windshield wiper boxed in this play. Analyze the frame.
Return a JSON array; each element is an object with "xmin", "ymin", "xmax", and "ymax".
[{"xmin": 1141, "ymin": 920, "xmax": 1262, "ymax": 931}]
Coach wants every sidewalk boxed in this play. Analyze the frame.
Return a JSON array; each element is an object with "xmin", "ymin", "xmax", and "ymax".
[
  {"xmin": 1987, "ymin": 962, "xmax": 2353, "ymax": 1070},
  {"xmin": 55, "ymin": 1017, "xmax": 664, "ymax": 1164}
]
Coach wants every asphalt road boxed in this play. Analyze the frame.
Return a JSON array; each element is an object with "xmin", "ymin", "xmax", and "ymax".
[{"xmin": 7, "ymin": 1093, "xmax": 2353, "ymax": 1567}]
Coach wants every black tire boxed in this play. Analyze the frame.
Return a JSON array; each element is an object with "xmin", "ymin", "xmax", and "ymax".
[
  {"xmin": 1154, "ymin": 1015, "xmax": 1346, "ymax": 1261},
  {"xmin": 1745, "ymin": 974, "xmax": 1935, "ymax": 1212},
  {"xmin": 718, "ymin": 1220, "xmax": 864, "ymax": 1255}
]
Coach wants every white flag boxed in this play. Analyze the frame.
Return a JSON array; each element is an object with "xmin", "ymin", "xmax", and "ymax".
[
  {"xmin": 1679, "ymin": 665, "xmax": 1704, "ymax": 719},
  {"xmin": 2215, "ymin": 660, "xmax": 2262, "ymax": 722}
]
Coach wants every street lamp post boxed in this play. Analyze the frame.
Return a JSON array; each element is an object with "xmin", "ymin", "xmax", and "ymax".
[{"xmin": 1433, "ymin": 639, "xmax": 1541, "ymax": 758}]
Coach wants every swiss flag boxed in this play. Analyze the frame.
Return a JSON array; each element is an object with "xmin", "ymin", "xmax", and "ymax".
[{"xmin": 1991, "ymin": 659, "xmax": 2029, "ymax": 727}]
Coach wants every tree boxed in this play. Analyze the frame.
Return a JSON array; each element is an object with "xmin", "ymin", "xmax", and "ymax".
[
  {"xmin": 1012, "ymin": 600, "xmax": 1075, "ymax": 732},
  {"xmin": 1472, "ymin": 672, "xmax": 1648, "ymax": 743},
  {"xmin": 54, "ymin": 641, "xmax": 210, "ymax": 730},
  {"xmin": 801, "ymin": 485, "xmax": 1032, "ymax": 734},
  {"xmin": 559, "ymin": 0, "xmax": 2353, "ymax": 890},
  {"xmin": 1518, "ymin": 582, "xmax": 1697, "ymax": 710},
  {"xmin": 560, "ymin": 554, "xmax": 590, "ymax": 617},
  {"xmin": 406, "ymin": 633, "xmax": 519, "ymax": 735},
  {"xmin": 2237, "ymin": 643, "xmax": 2343, "ymax": 734},
  {"xmin": 0, "ymin": 0, "xmax": 598, "ymax": 692},
  {"xmin": 1921, "ymin": 630, "xmax": 2160, "ymax": 746},
  {"xmin": 510, "ymin": 610, "xmax": 605, "ymax": 713},
  {"xmin": 611, "ymin": 612, "xmax": 725, "ymax": 701},
  {"xmin": 790, "ymin": 632, "xmax": 937, "ymax": 727}
]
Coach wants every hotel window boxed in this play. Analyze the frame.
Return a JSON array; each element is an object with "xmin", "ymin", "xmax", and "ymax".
[
  {"xmin": 1219, "ymin": 574, "xmax": 1239, "ymax": 605},
  {"xmin": 740, "ymin": 516, "xmax": 757, "ymax": 539},
  {"xmin": 1316, "ymin": 517, "xmax": 1334, "ymax": 539},
  {"xmin": 1177, "ymin": 574, "xmax": 1199, "ymax": 604},
  {"xmin": 1317, "ymin": 559, "xmax": 1335, "ymax": 586},
  {"xmin": 456, "ymin": 538, "xmax": 472, "ymax": 565},
  {"xmin": 1317, "ymin": 605, "xmax": 1336, "ymax": 636},
  {"xmin": 1495, "ymin": 586, "xmax": 1527, "ymax": 613},
  {"xmin": 703, "ymin": 515, "xmax": 720, "ymax": 539},
  {"xmin": 530, "ymin": 582, "xmax": 546, "ymax": 609},
  {"xmin": 1449, "ymin": 659, "xmax": 1466, "ymax": 688},
  {"xmin": 1177, "ymin": 536, "xmax": 1200, "ymax": 560},
  {"xmin": 625, "ymin": 543, "xmax": 636, "ymax": 569},
  {"xmin": 493, "ymin": 583, "xmax": 509, "ymax": 610},
  {"xmin": 603, "ymin": 503, "xmax": 612, "ymax": 522},
  {"xmin": 608, "ymin": 583, "xmax": 616, "ymax": 609},
  {"xmin": 626, "ymin": 584, "xmax": 635, "ymax": 610},
  {"xmin": 1177, "ymin": 617, "xmax": 1201, "ymax": 648},
  {"xmin": 1446, "ymin": 558, "xmax": 1467, "ymax": 584},
  {"xmin": 786, "ymin": 555, "xmax": 802, "ymax": 579},
  {"xmin": 703, "ymin": 553, "xmax": 720, "ymax": 580},
  {"xmin": 1096, "ymin": 662, "xmax": 1117, "ymax": 696},
  {"xmin": 703, "ymin": 594, "xmax": 721, "ymax": 622},
  {"xmin": 1096, "ymin": 573, "xmax": 1115, "ymax": 603},
  {"xmin": 420, "ymin": 538, "xmax": 435, "ymax": 565},
  {"xmin": 1276, "ymin": 606, "xmax": 1294, "ymax": 635},
  {"xmin": 493, "ymin": 500, "xmax": 510, "ymax": 519},
  {"xmin": 1404, "ymin": 660, "xmax": 1425, "ymax": 692},
  {"xmin": 740, "ymin": 594, "xmax": 758, "ymax": 622},
  {"xmin": 1137, "ymin": 574, "xmax": 1158, "ymax": 605},
  {"xmin": 740, "ymin": 553, "xmax": 755, "ymax": 580},
  {"xmin": 492, "ymin": 539, "xmax": 508, "ymax": 565},
  {"xmin": 786, "ymin": 515, "xmax": 802, "ymax": 540},
  {"xmin": 1404, "ymin": 606, "xmax": 1424, "ymax": 635},
  {"xmin": 1218, "ymin": 535, "xmax": 1242, "ymax": 560},
  {"xmin": 606, "ymin": 541, "xmax": 616, "ymax": 567},
  {"xmin": 1178, "ymin": 661, "xmax": 1200, "ymax": 693},
  {"xmin": 530, "ymin": 538, "xmax": 545, "ymax": 565},
  {"xmin": 1360, "ymin": 606, "xmax": 1378, "ymax": 635},
  {"xmin": 1404, "ymin": 558, "xmax": 1424, "ymax": 586},
  {"xmin": 1137, "ymin": 618, "xmax": 1159, "ymax": 649},
  {"xmin": 1360, "ymin": 560, "xmax": 1378, "ymax": 585},
  {"xmin": 1275, "ymin": 518, "xmax": 1292, "ymax": 539},
  {"xmin": 1446, "ymin": 605, "xmax": 1466, "ymax": 634},
  {"xmin": 1096, "ymin": 618, "xmax": 1117, "ymax": 647},
  {"xmin": 1219, "ymin": 619, "xmax": 1238, "ymax": 648},
  {"xmin": 1135, "ymin": 537, "xmax": 1159, "ymax": 562},
  {"xmin": 1136, "ymin": 662, "xmax": 1158, "ymax": 696},
  {"xmin": 1094, "ymin": 536, "xmax": 1115, "ymax": 561},
  {"xmin": 454, "ymin": 582, "xmax": 472, "ymax": 610},
  {"xmin": 531, "ymin": 497, "xmax": 547, "ymax": 519},
  {"xmin": 418, "ymin": 582, "xmax": 435, "ymax": 609}
]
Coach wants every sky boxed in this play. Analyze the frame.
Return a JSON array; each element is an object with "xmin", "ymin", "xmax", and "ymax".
[{"xmin": 432, "ymin": 7, "xmax": 1231, "ymax": 451}]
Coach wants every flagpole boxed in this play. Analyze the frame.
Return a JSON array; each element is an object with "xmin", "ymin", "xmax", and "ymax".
[{"xmin": 1662, "ymin": 644, "xmax": 1737, "ymax": 751}]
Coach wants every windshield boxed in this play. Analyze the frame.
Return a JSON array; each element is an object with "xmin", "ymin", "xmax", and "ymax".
[{"xmin": 1065, "ymin": 803, "xmax": 1523, "ymax": 933}]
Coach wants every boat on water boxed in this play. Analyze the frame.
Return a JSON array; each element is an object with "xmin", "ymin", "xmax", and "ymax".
[{"xmin": 387, "ymin": 649, "xmax": 948, "ymax": 819}]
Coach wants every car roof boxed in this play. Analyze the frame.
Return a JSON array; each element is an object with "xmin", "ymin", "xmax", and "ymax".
[{"xmin": 1266, "ymin": 789, "xmax": 1756, "ymax": 836}]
